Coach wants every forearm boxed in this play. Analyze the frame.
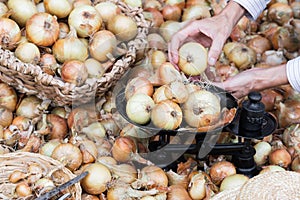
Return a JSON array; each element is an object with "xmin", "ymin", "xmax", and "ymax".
[
  {"xmin": 232, "ymin": 0, "xmax": 271, "ymax": 20},
  {"xmin": 253, "ymin": 65, "xmax": 288, "ymax": 91}
]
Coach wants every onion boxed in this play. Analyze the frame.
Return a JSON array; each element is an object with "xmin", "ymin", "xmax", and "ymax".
[
  {"xmin": 182, "ymin": 4, "xmax": 211, "ymax": 21},
  {"xmin": 46, "ymin": 114, "xmax": 68, "ymax": 140},
  {"xmin": 139, "ymin": 165, "xmax": 169, "ymax": 187},
  {"xmin": 143, "ymin": 8, "xmax": 164, "ymax": 28},
  {"xmin": 15, "ymin": 182, "xmax": 32, "ymax": 197},
  {"xmin": 81, "ymin": 194, "xmax": 100, "ymax": 200},
  {"xmin": 259, "ymin": 165, "xmax": 286, "ymax": 174},
  {"xmin": 58, "ymin": 22, "xmax": 69, "ymax": 39},
  {"xmin": 0, "ymin": 3, "xmax": 7, "ymax": 18},
  {"xmin": 283, "ymin": 124, "xmax": 300, "ymax": 153},
  {"xmin": 98, "ymin": 156, "xmax": 117, "ymax": 166},
  {"xmin": 269, "ymin": 141, "xmax": 292, "ymax": 168},
  {"xmin": 68, "ymin": 5, "xmax": 102, "ymax": 38},
  {"xmin": 51, "ymin": 107, "xmax": 67, "ymax": 119},
  {"xmin": 0, "ymin": 83, "xmax": 17, "ymax": 111},
  {"xmin": 158, "ymin": 62, "xmax": 182, "ymax": 85},
  {"xmin": 36, "ymin": 2, "xmax": 45, "ymax": 13},
  {"xmin": 153, "ymin": 85, "xmax": 168, "ymax": 103},
  {"xmin": 61, "ymin": 60, "xmax": 88, "ymax": 86},
  {"xmin": 107, "ymin": 14, "xmax": 138, "ymax": 41},
  {"xmin": 82, "ymin": 122, "xmax": 106, "ymax": 140},
  {"xmin": 261, "ymin": 50, "xmax": 287, "ymax": 66},
  {"xmin": 39, "ymin": 139, "xmax": 61, "ymax": 157},
  {"xmin": 51, "ymin": 143, "xmax": 83, "ymax": 171},
  {"xmin": 0, "ymin": 106, "xmax": 12, "ymax": 127},
  {"xmin": 16, "ymin": 96, "xmax": 42, "ymax": 119},
  {"xmin": 219, "ymin": 174, "xmax": 249, "ymax": 192},
  {"xmin": 271, "ymin": 26, "xmax": 300, "ymax": 52},
  {"xmin": 215, "ymin": 64, "xmax": 239, "ymax": 82},
  {"xmin": 34, "ymin": 178, "xmax": 55, "ymax": 193},
  {"xmin": 151, "ymin": 100, "xmax": 182, "ymax": 130},
  {"xmin": 143, "ymin": 0, "xmax": 162, "ymax": 10},
  {"xmin": 168, "ymin": 185, "xmax": 192, "ymax": 200},
  {"xmin": 150, "ymin": 50, "xmax": 167, "ymax": 69},
  {"xmin": 166, "ymin": 170, "xmax": 189, "ymax": 187},
  {"xmin": 186, "ymin": 0, "xmax": 208, "ymax": 8},
  {"xmin": 0, "ymin": 17, "xmax": 21, "ymax": 50},
  {"xmin": 254, "ymin": 141, "xmax": 272, "ymax": 166},
  {"xmin": 159, "ymin": 20, "xmax": 184, "ymax": 42},
  {"xmin": 79, "ymin": 139, "xmax": 98, "ymax": 164},
  {"xmin": 9, "ymin": 170, "xmax": 27, "ymax": 183},
  {"xmin": 52, "ymin": 27, "xmax": 88, "ymax": 63},
  {"xmin": 183, "ymin": 90, "xmax": 221, "ymax": 128},
  {"xmin": 12, "ymin": 116, "xmax": 31, "ymax": 131},
  {"xmin": 268, "ymin": 3, "xmax": 293, "ymax": 25},
  {"xmin": 111, "ymin": 136, "xmax": 136, "ymax": 162},
  {"xmin": 209, "ymin": 161, "xmax": 236, "ymax": 185},
  {"xmin": 124, "ymin": 0, "xmax": 142, "ymax": 7},
  {"xmin": 7, "ymin": 0, "xmax": 37, "ymax": 27},
  {"xmin": 44, "ymin": 0, "xmax": 72, "ymax": 18},
  {"xmin": 178, "ymin": 42, "xmax": 208, "ymax": 76},
  {"xmin": 81, "ymin": 163, "xmax": 111, "ymax": 194},
  {"xmin": 26, "ymin": 12, "xmax": 59, "ymax": 47},
  {"xmin": 188, "ymin": 172, "xmax": 206, "ymax": 199},
  {"xmin": 126, "ymin": 93, "xmax": 155, "ymax": 125},
  {"xmin": 291, "ymin": 2, "xmax": 300, "ymax": 18},
  {"xmin": 275, "ymin": 99, "xmax": 300, "ymax": 128},
  {"xmin": 15, "ymin": 42, "xmax": 40, "ymax": 64},
  {"xmin": 147, "ymin": 33, "xmax": 167, "ymax": 50},
  {"xmin": 247, "ymin": 35, "xmax": 272, "ymax": 55},
  {"xmin": 67, "ymin": 107, "xmax": 97, "ymax": 132},
  {"xmin": 164, "ymin": 81, "xmax": 189, "ymax": 103},
  {"xmin": 165, "ymin": 0, "xmax": 185, "ymax": 9},
  {"xmin": 95, "ymin": 3, "xmax": 120, "ymax": 25},
  {"xmin": 223, "ymin": 42, "xmax": 257, "ymax": 70},
  {"xmin": 72, "ymin": 0, "xmax": 92, "ymax": 7},
  {"xmin": 125, "ymin": 77, "xmax": 154, "ymax": 100},
  {"xmin": 162, "ymin": 5, "xmax": 182, "ymax": 21},
  {"xmin": 260, "ymin": 88, "xmax": 284, "ymax": 112},
  {"xmin": 85, "ymin": 58, "xmax": 105, "ymax": 79},
  {"xmin": 40, "ymin": 53, "xmax": 59, "ymax": 75},
  {"xmin": 110, "ymin": 163, "xmax": 137, "ymax": 184},
  {"xmin": 89, "ymin": 30, "xmax": 117, "ymax": 62}
]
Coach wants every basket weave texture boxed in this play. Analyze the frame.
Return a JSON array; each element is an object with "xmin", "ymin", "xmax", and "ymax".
[
  {"xmin": 0, "ymin": 152, "xmax": 81, "ymax": 200},
  {"xmin": 0, "ymin": 0, "xmax": 149, "ymax": 106}
]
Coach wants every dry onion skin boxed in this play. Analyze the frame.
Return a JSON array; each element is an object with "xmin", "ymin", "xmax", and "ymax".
[
  {"xmin": 0, "ymin": 17, "xmax": 21, "ymax": 50},
  {"xmin": 61, "ymin": 60, "xmax": 88, "ymax": 86},
  {"xmin": 7, "ymin": 0, "xmax": 37, "ymax": 27},
  {"xmin": 209, "ymin": 161, "xmax": 236, "ymax": 185},
  {"xmin": 44, "ymin": 0, "xmax": 72, "ymax": 19},
  {"xmin": 14, "ymin": 42, "xmax": 40, "ymax": 64}
]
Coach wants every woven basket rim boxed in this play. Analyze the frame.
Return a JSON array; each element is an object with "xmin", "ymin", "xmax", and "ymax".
[
  {"xmin": 0, "ymin": 0, "xmax": 150, "ymax": 106},
  {"xmin": 0, "ymin": 152, "xmax": 82, "ymax": 200},
  {"xmin": 237, "ymin": 171, "xmax": 300, "ymax": 200}
]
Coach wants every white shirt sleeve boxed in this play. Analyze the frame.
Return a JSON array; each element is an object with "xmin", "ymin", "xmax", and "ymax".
[
  {"xmin": 286, "ymin": 57, "xmax": 300, "ymax": 92},
  {"xmin": 232, "ymin": 0, "xmax": 271, "ymax": 20}
]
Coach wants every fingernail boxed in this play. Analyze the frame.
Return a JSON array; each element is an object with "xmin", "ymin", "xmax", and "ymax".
[{"xmin": 208, "ymin": 58, "xmax": 216, "ymax": 66}]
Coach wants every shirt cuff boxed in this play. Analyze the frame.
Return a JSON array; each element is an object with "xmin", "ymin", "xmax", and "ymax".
[
  {"xmin": 286, "ymin": 57, "xmax": 300, "ymax": 92},
  {"xmin": 232, "ymin": 0, "xmax": 270, "ymax": 20}
]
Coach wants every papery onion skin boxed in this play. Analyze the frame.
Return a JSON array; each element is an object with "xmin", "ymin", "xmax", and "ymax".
[
  {"xmin": 219, "ymin": 174, "xmax": 249, "ymax": 192},
  {"xmin": 89, "ymin": 30, "xmax": 117, "ymax": 62},
  {"xmin": 46, "ymin": 114, "xmax": 68, "ymax": 140},
  {"xmin": 283, "ymin": 124, "xmax": 300, "ymax": 153},
  {"xmin": 125, "ymin": 77, "xmax": 154, "ymax": 100},
  {"xmin": 94, "ymin": 1, "xmax": 120, "ymax": 24},
  {"xmin": 68, "ymin": 5, "xmax": 102, "ymax": 38},
  {"xmin": 15, "ymin": 42, "xmax": 40, "ymax": 64},
  {"xmin": 0, "ymin": 106, "xmax": 13, "ymax": 127},
  {"xmin": 111, "ymin": 136, "xmax": 136, "ymax": 163},
  {"xmin": 7, "ymin": 0, "xmax": 38, "ymax": 27},
  {"xmin": 0, "ymin": 17, "xmax": 21, "ymax": 50},
  {"xmin": 269, "ymin": 147, "xmax": 292, "ymax": 168},
  {"xmin": 182, "ymin": 4, "xmax": 211, "ymax": 21},
  {"xmin": 162, "ymin": 5, "xmax": 182, "ymax": 21},
  {"xmin": 81, "ymin": 163, "xmax": 112, "ymax": 195},
  {"xmin": 253, "ymin": 141, "xmax": 272, "ymax": 166},
  {"xmin": 267, "ymin": 3, "xmax": 293, "ymax": 26},
  {"xmin": 16, "ymin": 96, "xmax": 42, "ymax": 119},
  {"xmin": 168, "ymin": 184, "xmax": 192, "ymax": 200},
  {"xmin": 26, "ymin": 12, "xmax": 59, "ymax": 46},
  {"xmin": 141, "ymin": 165, "xmax": 169, "ymax": 187},
  {"xmin": 107, "ymin": 14, "xmax": 138, "ymax": 41},
  {"xmin": 188, "ymin": 172, "xmax": 206, "ymax": 200},
  {"xmin": 164, "ymin": 81, "xmax": 189, "ymax": 103}
]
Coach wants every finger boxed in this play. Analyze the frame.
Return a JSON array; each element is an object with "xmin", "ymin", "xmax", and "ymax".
[{"xmin": 207, "ymin": 38, "xmax": 226, "ymax": 66}]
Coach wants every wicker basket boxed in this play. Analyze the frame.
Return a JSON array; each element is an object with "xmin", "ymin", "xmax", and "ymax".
[
  {"xmin": 0, "ymin": 152, "xmax": 82, "ymax": 200},
  {"xmin": 0, "ymin": 0, "xmax": 149, "ymax": 106}
]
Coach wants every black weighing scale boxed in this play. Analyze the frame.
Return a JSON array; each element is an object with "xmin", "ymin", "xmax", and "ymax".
[{"xmin": 116, "ymin": 84, "xmax": 277, "ymax": 177}]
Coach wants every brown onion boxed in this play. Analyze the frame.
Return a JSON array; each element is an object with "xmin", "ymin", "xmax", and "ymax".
[
  {"xmin": 182, "ymin": 4, "xmax": 211, "ymax": 21},
  {"xmin": 276, "ymin": 99, "xmax": 300, "ymax": 128},
  {"xmin": 39, "ymin": 139, "xmax": 61, "ymax": 157},
  {"xmin": 107, "ymin": 14, "xmax": 138, "ymax": 42},
  {"xmin": 81, "ymin": 163, "xmax": 111, "ymax": 195},
  {"xmin": 269, "ymin": 142, "xmax": 292, "ymax": 168},
  {"xmin": 268, "ymin": 3, "xmax": 293, "ymax": 25},
  {"xmin": 209, "ymin": 161, "xmax": 236, "ymax": 185},
  {"xmin": 0, "ymin": 107, "xmax": 13, "ymax": 127},
  {"xmin": 7, "ymin": 0, "xmax": 37, "ymax": 27},
  {"xmin": 260, "ymin": 88, "xmax": 284, "ymax": 112},
  {"xmin": 151, "ymin": 100, "xmax": 183, "ymax": 130},
  {"xmin": 111, "ymin": 136, "xmax": 136, "ymax": 162},
  {"xmin": 271, "ymin": 26, "xmax": 300, "ymax": 52},
  {"xmin": 291, "ymin": 155, "xmax": 300, "ymax": 172},
  {"xmin": 164, "ymin": 81, "xmax": 189, "ymax": 103},
  {"xmin": 46, "ymin": 114, "xmax": 68, "ymax": 140},
  {"xmin": 144, "ymin": 8, "xmax": 164, "ymax": 28},
  {"xmin": 158, "ymin": 62, "xmax": 182, "ymax": 85},
  {"xmin": 16, "ymin": 96, "xmax": 42, "ymax": 119},
  {"xmin": 40, "ymin": 53, "xmax": 59, "ymax": 75},
  {"xmin": 61, "ymin": 60, "xmax": 88, "ymax": 86},
  {"xmin": 15, "ymin": 182, "xmax": 32, "ymax": 197},
  {"xmin": 51, "ymin": 143, "xmax": 83, "ymax": 171},
  {"xmin": 68, "ymin": 5, "xmax": 102, "ymax": 38},
  {"xmin": 165, "ymin": 0, "xmax": 185, "ymax": 9},
  {"xmin": 89, "ymin": 30, "xmax": 117, "ymax": 62},
  {"xmin": 26, "ymin": 12, "xmax": 59, "ymax": 46},
  {"xmin": 283, "ymin": 124, "xmax": 300, "ymax": 153},
  {"xmin": 0, "ymin": 83, "xmax": 17, "ymax": 111},
  {"xmin": 153, "ymin": 85, "xmax": 168, "ymax": 103},
  {"xmin": 139, "ymin": 165, "xmax": 168, "ymax": 187},
  {"xmin": 247, "ymin": 35, "xmax": 272, "ymax": 55},
  {"xmin": 44, "ymin": 0, "xmax": 72, "ymax": 19},
  {"xmin": 162, "ymin": 5, "xmax": 182, "ymax": 21},
  {"xmin": 94, "ymin": 1, "xmax": 120, "ymax": 24},
  {"xmin": 15, "ymin": 42, "xmax": 40, "ymax": 64},
  {"xmin": 125, "ymin": 77, "xmax": 154, "ymax": 100},
  {"xmin": 168, "ymin": 185, "xmax": 192, "ymax": 200},
  {"xmin": 0, "ymin": 17, "xmax": 21, "ymax": 50}
]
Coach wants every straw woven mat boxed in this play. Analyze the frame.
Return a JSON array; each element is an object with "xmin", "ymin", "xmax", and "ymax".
[{"xmin": 210, "ymin": 171, "xmax": 300, "ymax": 200}]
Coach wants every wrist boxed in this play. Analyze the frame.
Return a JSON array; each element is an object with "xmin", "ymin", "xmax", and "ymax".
[{"xmin": 219, "ymin": 1, "xmax": 246, "ymax": 31}]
